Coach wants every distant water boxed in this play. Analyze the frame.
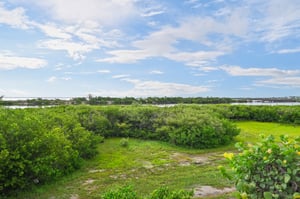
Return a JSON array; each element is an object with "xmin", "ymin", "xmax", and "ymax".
[
  {"xmin": 4, "ymin": 105, "xmax": 54, "ymax": 109},
  {"xmin": 231, "ymin": 102, "xmax": 300, "ymax": 106}
]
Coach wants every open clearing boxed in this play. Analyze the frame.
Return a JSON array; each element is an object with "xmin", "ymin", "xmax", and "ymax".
[{"xmin": 8, "ymin": 121, "xmax": 300, "ymax": 199}]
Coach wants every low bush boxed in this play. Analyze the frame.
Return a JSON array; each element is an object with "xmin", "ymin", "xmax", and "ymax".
[
  {"xmin": 101, "ymin": 185, "xmax": 137, "ymax": 199},
  {"xmin": 148, "ymin": 186, "xmax": 193, "ymax": 199},
  {"xmin": 100, "ymin": 186, "xmax": 193, "ymax": 199},
  {"xmin": 222, "ymin": 135, "xmax": 300, "ymax": 199},
  {"xmin": 119, "ymin": 138, "xmax": 129, "ymax": 147},
  {"xmin": 159, "ymin": 106, "xmax": 240, "ymax": 148}
]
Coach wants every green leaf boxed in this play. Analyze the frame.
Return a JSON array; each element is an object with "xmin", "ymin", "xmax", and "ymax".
[
  {"xmin": 263, "ymin": 192, "xmax": 272, "ymax": 199},
  {"xmin": 284, "ymin": 174, "xmax": 291, "ymax": 183}
]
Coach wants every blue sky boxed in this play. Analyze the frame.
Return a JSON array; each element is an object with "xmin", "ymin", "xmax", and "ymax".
[{"xmin": 0, "ymin": 0, "xmax": 300, "ymax": 98}]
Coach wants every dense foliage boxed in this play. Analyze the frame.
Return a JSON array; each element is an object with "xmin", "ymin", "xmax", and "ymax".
[
  {"xmin": 0, "ymin": 105, "xmax": 240, "ymax": 194},
  {"xmin": 222, "ymin": 135, "xmax": 300, "ymax": 199},
  {"xmin": 2, "ymin": 104, "xmax": 300, "ymax": 195},
  {"xmin": 0, "ymin": 107, "xmax": 101, "ymax": 194},
  {"xmin": 74, "ymin": 105, "xmax": 240, "ymax": 148},
  {"xmin": 212, "ymin": 105, "xmax": 300, "ymax": 124},
  {"xmin": 101, "ymin": 185, "xmax": 193, "ymax": 199}
]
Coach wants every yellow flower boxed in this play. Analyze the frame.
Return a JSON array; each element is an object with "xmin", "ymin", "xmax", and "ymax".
[
  {"xmin": 297, "ymin": 151, "xmax": 300, "ymax": 156},
  {"xmin": 224, "ymin": 152, "xmax": 234, "ymax": 160},
  {"xmin": 283, "ymin": 160, "xmax": 287, "ymax": 164},
  {"xmin": 241, "ymin": 192, "xmax": 248, "ymax": 199},
  {"xmin": 267, "ymin": 148, "xmax": 272, "ymax": 154},
  {"xmin": 263, "ymin": 156, "xmax": 267, "ymax": 160}
]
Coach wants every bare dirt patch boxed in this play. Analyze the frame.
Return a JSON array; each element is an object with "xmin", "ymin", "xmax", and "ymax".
[
  {"xmin": 194, "ymin": 185, "xmax": 235, "ymax": 197},
  {"xmin": 82, "ymin": 179, "xmax": 95, "ymax": 186},
  {"xmin": 170, "ymin": 152, "xmax": 217, "ymax": 166}
]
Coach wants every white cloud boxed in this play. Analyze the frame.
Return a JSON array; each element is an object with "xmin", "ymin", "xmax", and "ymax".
[
  {"xmin": 112, "ymin": 74, "xmax": 130, "ymax": 79},
  {"xmin": 0, "ymin": 52, "xmax": 47, "ymax": 70},
  {"xmin": 0, "ymin": 2, "xmax": 29, "ymax": 29},
  {"xmin": 141, "ymin": 10, "xmax": 164, "ymax": 17},
  {"xmin": 34, "ymin": 22, "xmax": 72, "ymax": 39},
  {"xmin": 150, "ymin": 70, "xmax": 164, "ymax": 74},
  {"xmin": 98, "ymin": 70, "xmax": 111, "ymax": 74},
  {"xmin": 256, "ymin": 0, "xmax": 300, "ymax": 42},
  {"xmin": 276, "ymin": 48, "xmax": 300, "ymax": 54},
  {"xmin": 98, "ymin": 9, "xmax": 248, "ymax": 66},
  {"xmin": 257, "ymin": 76, "xmax": 300, "ymax": 88},
  {"xmin": 91, "ymin": 78, "xmax": 209, "ymax": 97},
  {"xmin": 98, "ymin": 49, "xmax": 151, "ymax": 64},
  {"xmin": 38, "ymin": 39, "xmax": 98, "ymax": 61},
  {"xmin": 35, "ymin": 21, "xmax": 121, "ymax": 61},
  {"xmin": 47, "ymin": 76, "xmax": 57, "ymax": 82},
  {"xmin": 21, "ymin": 0, "xmax": 138, "ymax": 26},
  {"xmin": 221, "ymin": 65, "xmax": 300, "ymax": 88},
  {"xmin": 140, "ymin": 2, "xmax": 165, "ymax": 17},
  {"xmin": 220, "ymin": 65, "xmax": 300, "ymax": 77},
  {"xmin": 47, "ymin": 76, "xmax": 71, "ymax": 82},
  {"xmin": 61, "ymin": 77, "xmax": 71, "ymax": 81},
  {"xmin": 165, "ymin": 51, "xmax": 225, "ymax": 67}
]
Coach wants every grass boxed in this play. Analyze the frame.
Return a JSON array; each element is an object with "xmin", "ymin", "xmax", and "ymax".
[
  {"xmin": 235, "ymin": 121, "xmax": 300, "ymax": 143},
  {"xmin": 6, "ymin": 121, "xmax": 300, "ymax": 199}
]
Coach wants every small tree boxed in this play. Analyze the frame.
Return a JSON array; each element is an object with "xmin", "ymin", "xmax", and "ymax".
[{"xmin": 221, "ymin": 135, "xmax": 300, "ymax": 199}]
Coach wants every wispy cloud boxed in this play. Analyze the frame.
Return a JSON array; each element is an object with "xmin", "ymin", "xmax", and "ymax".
[
  {"xmin": 38, "ymin": 39, "xmax": 98, "ymax": 61},
  {"xmin": 220, "ymin": 65, "xmax": 300, "ymax": 77},
  {"xmin": 91, "ymin": 78, "xmax": 209, "ymax": 97},
  {"xmin": 47, "ymin": 76, "xmax": 72, "ymax": 82},
  {"xmin": 98, "ymin": 70, "xmax": 111, "ymax": 74},
  {"xmin": 257, "ymin": 76, "xmax": 300, "ymax": 88},
  {"xmin": 221, "ymin": 65, "xmax": 300, "ymax": 88},
  {"xmin": 20, "ymin": 0, "xmax": 138, "ymax": 25},
  {"xmin": 150, "ymin": 70, "xmax": 164, "ymax": 74},
  {"xmin": 0, "ymin": 2, "xmax": 29, "ymax": 29},
  {"xmin": 112, "ymin": 74, "xmax": 130, "ymax": 79},
  {"xmin": 276, "ymin": 48, "xmax": 300, "ymax": 54},
  {"xmin": 256, "ymin": 0, "xmax": 300, "ymax": 43},
  {"xmin": 47, "ymin": 76, "xmax": 57, "ymax": 82},
  {"xmin": 98, "ymin": 8, "xmax": 247, "ymax": 66},
  {"xmin": 0, "ymin": 52, "xmax": 47, "ymax": 70}
]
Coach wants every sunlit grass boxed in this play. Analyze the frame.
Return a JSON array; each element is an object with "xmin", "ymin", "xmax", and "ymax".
[{"xmin": 235, "ymin": 121, "xmax": 300, "ymax": 143}]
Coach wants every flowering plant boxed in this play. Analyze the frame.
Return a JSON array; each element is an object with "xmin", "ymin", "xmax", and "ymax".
[{"xmin": 222, "ymin": 135, "xmax": 300, "ymax": 199}]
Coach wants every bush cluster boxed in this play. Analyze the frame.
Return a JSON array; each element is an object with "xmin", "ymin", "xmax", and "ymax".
[
  {"xmin": 222, "ymin": 135, "xmax": 300, "ymax": 199},
  {"xmin": 212, "ymin": 105, "xmax": 300, "ymax": 124},
  {"xmin": 75, "ymin": 105, "xmax": 240, "ymax": 149},
  {"xmin": 0, "ymin": 104, "xmax": 240, "ymax": 194},
  {"xmin": 0, "ymin": 108, "xmax": 101, "ymax": 194}
]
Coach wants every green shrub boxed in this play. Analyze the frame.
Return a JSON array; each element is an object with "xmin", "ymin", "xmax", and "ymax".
[
  {"xmin": 0, "ymin": 108, "xmax": 100, "ymax": 194},
  {"xmin": 101, "ymin": 186, "xmax": 193, "ymax": 199},
  {"xmin": 101, "ymin": 185, "xmax": 138, "ymax": 199},
  {"xmin": 222, "ymin": 135, "xmax": 300, "ymax": 199},
  {"xmin": 148, "ymin": 186, "xmax": 193, "ymax": 199},
  {"xmin": 120, "ymin": 138, "xmax": 129, "ymax": 147},
  {"xmin": 160, "ymin": 106, "xmax": 240, "ymax": 148}
]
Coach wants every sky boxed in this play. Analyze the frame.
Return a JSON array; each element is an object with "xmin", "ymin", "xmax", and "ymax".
[{"xmin": 0, "ymin": 0, "xmax": 300, "ymax": 99}]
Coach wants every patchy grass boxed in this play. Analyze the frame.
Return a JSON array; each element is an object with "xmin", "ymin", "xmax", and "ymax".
[
  {"xmin": 235, "ymin": 121, "xmax": 300, "ymax": 143},
  {"xmin": 6, "ymin": 122, "xmax": 300, "ymax": 199},
  {"xmin": 7, "ymin": 139, "xmax": 232, "ymax": 199}
]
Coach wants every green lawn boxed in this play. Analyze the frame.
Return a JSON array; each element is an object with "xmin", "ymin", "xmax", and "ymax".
[
  {"xmin": 235, "ymin": 121, "xmax": 300, "ymax": 143},
  {"xmin": 7, "ymin": 121, "xmax": 300, "ymax": 199}
]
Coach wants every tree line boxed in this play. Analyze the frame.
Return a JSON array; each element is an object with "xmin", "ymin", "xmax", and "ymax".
[{"xmin": 1, "ymin": 96, "xmax": 299, "ymax": 106}]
